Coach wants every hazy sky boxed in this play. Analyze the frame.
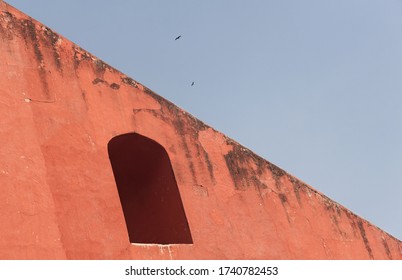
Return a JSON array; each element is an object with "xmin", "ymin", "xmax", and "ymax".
[{"xmin": 6, "ymin": 0, "xmax": 402, "ymax": 241}]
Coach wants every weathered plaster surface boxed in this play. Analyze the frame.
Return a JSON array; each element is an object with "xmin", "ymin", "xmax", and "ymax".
[{"xmin": 0, "ymin": 1, "xmax": 400, "ymax": 259}]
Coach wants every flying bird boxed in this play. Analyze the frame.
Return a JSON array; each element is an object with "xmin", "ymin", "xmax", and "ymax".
[
  {"xmin": 191, "ymin": 82, "xmax": 195, "ymax": 86},
  {"xmin": 175, "ymin": 35, "xmax": 182, "ymax": 40}
]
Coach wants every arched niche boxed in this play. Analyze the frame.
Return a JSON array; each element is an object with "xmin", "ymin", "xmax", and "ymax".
[{"xmin": 108, "ymin": 133, "xmax": 193, "ymax": 245}]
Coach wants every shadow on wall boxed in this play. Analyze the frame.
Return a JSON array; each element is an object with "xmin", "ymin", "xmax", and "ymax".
[{"xmin": 108, "ymin": 133, "xmax": 193, "ymax": 245}]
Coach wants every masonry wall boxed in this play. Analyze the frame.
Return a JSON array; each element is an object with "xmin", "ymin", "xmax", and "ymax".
[{"xmin": 0, "ymin": 2, "xmax": 401, "ymax": 259}]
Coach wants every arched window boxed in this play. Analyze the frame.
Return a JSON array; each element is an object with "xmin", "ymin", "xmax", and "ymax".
[{"xmin": 108, "ymin": 133, "xmax": 193, "ymax": 244}]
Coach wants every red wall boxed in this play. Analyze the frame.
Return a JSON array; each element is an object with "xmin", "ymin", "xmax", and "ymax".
[{"xmin": 0, "ymin": 2, "xmax": 400, "ymax": 259}]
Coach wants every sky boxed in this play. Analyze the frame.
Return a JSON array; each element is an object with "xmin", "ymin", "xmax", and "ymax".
[{"xmin": 5, "ymin": 0, "xmax": 402, "ymax": 241}]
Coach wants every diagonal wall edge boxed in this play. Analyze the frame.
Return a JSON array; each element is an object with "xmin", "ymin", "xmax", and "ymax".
[{"xmin": 0, "ymin": 1, "xmax": 401, "ymax": 259}]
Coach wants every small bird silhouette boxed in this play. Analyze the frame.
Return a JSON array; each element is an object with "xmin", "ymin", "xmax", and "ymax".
[
  {"xmin": 191, "ymin": 82, "xmax": 195, "ymax": 86},
  {"xmin": 175, "ymin": 35, "xmax": 182, "ymax": 40}
]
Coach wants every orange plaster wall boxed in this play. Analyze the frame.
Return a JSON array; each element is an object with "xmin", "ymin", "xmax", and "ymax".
[{"xmin": 0, "ymin": 2, "xmax": 401, "ymax": 259}]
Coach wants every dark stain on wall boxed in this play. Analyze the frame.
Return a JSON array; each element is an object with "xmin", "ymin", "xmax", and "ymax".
[
  {"xmin": 73, "ymin": 46, "xmax": 92, "ymax": 70},
  {"xmin": 92, "ymin": 78, "xmax": 105, "ymax": 85},
  {"xmin": 172, "ymin": 114, "xmax": 197, "ymax": 184},
  {"xmin": 1, "ymin": 11, "xmax": 62, "ymax": 72},
  {"xmin": 110, "ymin": 83, "xmax": 120, "ymax": 90},
  {"xmin": 330, "ymin": 214, "xmax": 346, "ymax": 237},
  {"xmin": 21, "ymin": 19, "xmax": 52, "ymax": 100},
  {"xmin": 94, "ymin": 59, "xmax": 107, "ymax": 76},
  {"xmin": 200, "ymin": 146, "xmax": 215, "ymax": 183},
  {"xmin": 0, "ymin": 13, "xmax": 62, "ymax": 101},
  {"xmin": 223, "ymin": 148, "xmax": 250, "ymax": 190},
  {"xmin": 223, "ymin": 142, "xmax": 289, "ymax": 192},
  {"xmin": 143, "ymin": 86, "xmax": 167, "ymax": 107},
  {"xmin": 251, "ymin": 175, "xmax": 268, "ymax": 190},
  {"xmin": 324, "ymin": 199, "xmax": 342, "ymax": 216},
  {"xmin": 288, "ymin": 176, "xmax": 303, "ymax": 207},
  {"xmin": 382, "ymin": 237, "xmax": 392, "ymax": 260},
  {"xmin": 121, "ymin": 76, "xmax": 138, "ymax": 88},
  {"xmin": 0, "ymin": 11, "xmax": 16, "ymax": 40},
  {"xmin": 71, "ymin": 44, "xmax": 116, "ymax": 77},
  {"xmin": 41, "ymin": 26, "xmax": 62, "ymax": 71},
  {"xmin": 357, "ymin": 220, "xmax": 374, "ymax": 259},
  {"xmin": 277, "ymin": 193, "xmax": 291, "ymax": 224},
  {"xmin": 278, "ymin": 193, "xmax": 288, "ymax": 204},
  {"xmin": 292, "ymin": 184, "xmax": 302, "ymax": 207},
  {"xmin": 81, "ymin": 91, "xmax": 89, "ymax": 111},
  {"xmin": 22, "ymin": 19, "xmax": 44, "ymax": 64}
]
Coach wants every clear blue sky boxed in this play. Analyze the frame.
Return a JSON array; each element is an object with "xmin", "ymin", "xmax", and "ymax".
[{"xmin": 6, "ymin": 0, "xmax": 402, "ymax": 241}]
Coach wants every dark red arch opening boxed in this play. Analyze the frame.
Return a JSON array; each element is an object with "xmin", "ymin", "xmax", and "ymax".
[{"xmin": 108, "ymin": 133, "xmax": 193, "ymax": 244}]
